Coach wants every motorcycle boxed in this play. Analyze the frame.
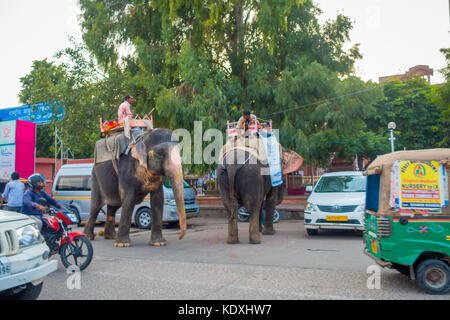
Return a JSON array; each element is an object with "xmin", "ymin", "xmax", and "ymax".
[
  {"xmin": 38, "ymin": 198, "xmax": 93, "ymax": 271},
  {"xmin": 237, "ymin": 205, "xmax": 280, "ymax": 224}
]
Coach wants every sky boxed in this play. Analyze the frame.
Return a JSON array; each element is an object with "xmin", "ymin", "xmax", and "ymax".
[{"xmin": 0, "ymin": 0, "xmax": 449, "ymax": 110}]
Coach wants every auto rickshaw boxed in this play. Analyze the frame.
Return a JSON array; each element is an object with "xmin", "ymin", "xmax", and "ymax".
[{"xmin": 363, "ymin": 149, "xmax": 450, "ymax": 294}]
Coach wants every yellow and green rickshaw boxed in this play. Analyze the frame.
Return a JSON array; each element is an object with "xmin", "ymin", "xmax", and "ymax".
[{"xmin": 364, "ymin": 149, "xmax": 450, "ymax": 294}]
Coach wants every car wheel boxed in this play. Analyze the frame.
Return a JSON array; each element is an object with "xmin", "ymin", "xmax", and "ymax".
[
  {"xmin": 237, "ymin": 207, "xmax": 249, "ymax": 222},
  {"xmin": 135, "ymin": 207, "xmax": 152, "ymax": 229},
  {"xmin": 0, "ymin": 282, "xmax": 43, "ymax": 300},
  {"xmin": 416, "ymin": 259, "xmax": 450, "ymax": 294},
  {"xmin": 69, "ymin": 206, "xmax": 82, "ymax": 227},
  {"xmin": 306, "ymin": 228, "xmax": 318, "ymax": 236}
]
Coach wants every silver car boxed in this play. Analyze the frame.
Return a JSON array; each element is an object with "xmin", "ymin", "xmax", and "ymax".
[{"xmin": 52, "ymin": 163, "xmax": 199, "ymax": 229}]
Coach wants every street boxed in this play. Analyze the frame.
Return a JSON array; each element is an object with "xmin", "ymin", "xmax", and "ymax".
[{"xmin": 39, "ymin": 216, "xmax": 449, "ymax": 300}]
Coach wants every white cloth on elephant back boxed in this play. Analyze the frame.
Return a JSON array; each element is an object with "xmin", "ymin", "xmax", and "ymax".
[
  {"xmin": 94, "ymin": 130, "xmax": 147, "ymax": 164},
  {"xmin": 219, "ymin": 136, "xmax": 274, "ymax": 165}
]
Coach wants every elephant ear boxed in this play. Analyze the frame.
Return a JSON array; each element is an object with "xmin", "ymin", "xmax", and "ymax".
[
  {"xmin": 131, "ymin": 140, "xmax": 148, "ymax": 168},
  {"xmin": 281, "ymin": 147, "xmax": 303, "ymax": 175}
]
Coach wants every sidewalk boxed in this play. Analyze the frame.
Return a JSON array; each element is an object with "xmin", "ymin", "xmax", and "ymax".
[{"xmin": 197, "ymin": 195, "xmax": 306, "ymax": 220}]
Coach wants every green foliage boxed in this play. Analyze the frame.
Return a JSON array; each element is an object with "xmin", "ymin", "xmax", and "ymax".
[
  {"xmin": 18, "ymin": 1, "xmax": 449, "ymax": 172},
  {"xmin": 368, "ymin": 79, "xmax": 445, "ymax": 150}
]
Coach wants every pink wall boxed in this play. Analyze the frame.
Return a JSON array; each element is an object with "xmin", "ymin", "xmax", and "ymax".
[{"xmin": 15, "ymin": 120, "xmax": 36, "ymax": 179}]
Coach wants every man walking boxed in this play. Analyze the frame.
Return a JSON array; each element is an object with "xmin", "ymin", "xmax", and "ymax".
[{"xmin": 1, "ymin": 171, "xmax": 25, "ymax": 212}]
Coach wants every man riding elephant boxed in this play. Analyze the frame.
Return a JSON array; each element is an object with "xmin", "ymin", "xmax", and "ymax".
[{"xmin": 83, "ymin": 128, "xmax": 186, "ymax": 247}]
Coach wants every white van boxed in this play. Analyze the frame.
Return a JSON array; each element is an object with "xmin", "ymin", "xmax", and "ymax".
[
  {"xmin": 303, "ymin": 171, "xmax": 366, "ymax": 236},
  {"xmin": 52, "ymin": 164, "xmax": 199, "ymax": 229}
]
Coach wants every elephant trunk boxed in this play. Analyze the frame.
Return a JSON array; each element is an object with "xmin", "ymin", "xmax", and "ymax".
[{"xmin": 165, "ymin": 144, "xmax": 187, "ymax": 240}]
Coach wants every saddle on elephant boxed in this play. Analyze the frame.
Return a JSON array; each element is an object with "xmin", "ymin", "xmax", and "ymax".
[
  {"xmin": 99, "ymin": 111, "xmax": 154, "ymax": 138},
  {"xmin": 94, "ymin": 130, "xmax": 147, "ymax": 165}
]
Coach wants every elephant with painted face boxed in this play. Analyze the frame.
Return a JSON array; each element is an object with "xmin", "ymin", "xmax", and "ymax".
[
  {"xmin": 83, "ymin": 129, "xmax": 186, "ymax": 247},
  {"xmin": 217, "ymin": 142, "xmax": 303, "ymax": 244}
]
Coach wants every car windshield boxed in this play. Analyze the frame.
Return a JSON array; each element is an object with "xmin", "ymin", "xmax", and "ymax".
[
  {"xmin": 314, "ymin": 175, "xmax": 366, "ymax": 193},
  {"xmin": 163, "ymin": 176, "xmax": 190, "ymax": 188}
]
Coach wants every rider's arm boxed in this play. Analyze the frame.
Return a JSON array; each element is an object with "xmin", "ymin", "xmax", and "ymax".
[
  {"xmin": 44, "ymin": 192, "xmax": 62, "ymax": 209},
  {"xmin": 23, "ymin": 191, "xmax": 39, "ymax": 209},
  {"xmin": 236, "ymin": 117, "xmax": 245, "ymax": 137}
]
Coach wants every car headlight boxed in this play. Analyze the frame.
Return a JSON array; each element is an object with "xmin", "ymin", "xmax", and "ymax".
[
  {"xmin": 355, "ymin": 204, "xmax": 365, "ymax": 213},
  {"xmin": 16, "ymin": 224, "xmax": 43, "ymax": 248},
  {"xmin": 305, "ymin": 202, "xmax": 317, "ymax": 213}
]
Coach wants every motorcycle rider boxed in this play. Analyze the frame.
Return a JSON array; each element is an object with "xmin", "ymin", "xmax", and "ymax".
[{"xmin": 22, "ymin": 173, "xmax": 62, "ymax": 230}]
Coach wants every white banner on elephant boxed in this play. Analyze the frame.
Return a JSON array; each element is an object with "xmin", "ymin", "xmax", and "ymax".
[{"xmin": 260, "ymin": 134, "xmax": 283, "ymax": 187}]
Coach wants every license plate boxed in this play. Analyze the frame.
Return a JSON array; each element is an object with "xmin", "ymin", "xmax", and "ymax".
[
  {"xmin": 187, "ymin": 213, "xmax": 195, "ymax": 217},
  {"xmin": 326, "ymin": 216, "xmax": 348, "ymax": 222}
]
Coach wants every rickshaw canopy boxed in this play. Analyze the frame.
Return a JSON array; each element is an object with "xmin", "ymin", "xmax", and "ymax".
[{"xmin": 364, "ymin": 149, "xmax": 450, "ymax": 216}]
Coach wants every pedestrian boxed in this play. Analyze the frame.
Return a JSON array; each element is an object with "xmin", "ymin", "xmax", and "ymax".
[
  {"xmin": 118, "ymin": 94, "xmax": 134, "ymax": 125},
  {"xmin": 1, "ymin": 172, "xmax": 25, "ymax": 213}
]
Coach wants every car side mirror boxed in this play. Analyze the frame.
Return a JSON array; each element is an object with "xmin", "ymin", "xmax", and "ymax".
[{"xmin": 305, "ymin": 185, "xmax": 313, "ymax": 193}]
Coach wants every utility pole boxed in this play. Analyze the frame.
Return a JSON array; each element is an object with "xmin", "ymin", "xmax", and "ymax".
[{"xmin": 388, "ymin": 122, "xmax": 396, "ymax": 153}]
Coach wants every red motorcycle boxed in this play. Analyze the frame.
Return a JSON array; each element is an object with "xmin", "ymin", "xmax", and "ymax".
[{"xmin": 39, "ymin": 199, "xmax": 93, "ymax": 271}]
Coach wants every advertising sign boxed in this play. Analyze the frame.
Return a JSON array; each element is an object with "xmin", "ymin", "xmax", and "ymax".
[
  {"xmin": 0, "ymin": 102, "xmax": 63, "ymax": 124},
  {"xmin": 398, "ymin": 160, "xmax": 442, "ymax": 209},
  {"xmin": 0, "ymin": 120, "xmax": 17, "ymax": 145},
  {"xmin": 0, "ymin": 145, "xmax": 16, "ymax": 178}
]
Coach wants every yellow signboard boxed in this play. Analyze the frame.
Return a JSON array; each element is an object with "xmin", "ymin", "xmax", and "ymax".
[{"xmin": 399, "ymin": 160, "xmax": 441, "ymax": 209}]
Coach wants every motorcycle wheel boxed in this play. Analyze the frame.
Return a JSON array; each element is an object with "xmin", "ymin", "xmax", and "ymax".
[
  {"xmin": 272, "ymin": 209, "xmax": 280, "ymax": 223},
  {"xmin": 59, "ymin": 235, "xmax": 93, "ymax": 271},
  {"xmin": 237, "ymin": 207, "xmax": 249, "ymax": 222}
]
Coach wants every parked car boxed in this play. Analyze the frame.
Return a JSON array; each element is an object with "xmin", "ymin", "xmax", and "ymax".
[
  {"xmin": 303, "ymin": 171, "xmax": 367, "ymax": 236},
  {"xmin": 0, "ymin": 210, "xmax": 58, "ymax": 300},
  {"xmin": 52, "ymin": 163, "xmax": 199, "ymax": 229}
]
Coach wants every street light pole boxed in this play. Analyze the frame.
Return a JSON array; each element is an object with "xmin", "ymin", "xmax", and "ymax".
[{"xmin": 388, "ymin": 122, "xmax": 396, "ymax": 153}]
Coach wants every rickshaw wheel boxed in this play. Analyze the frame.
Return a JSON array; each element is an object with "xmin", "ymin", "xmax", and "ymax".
[{"xmin": 416, "ymin": 259, "xmax": 450, "ymax": 295}]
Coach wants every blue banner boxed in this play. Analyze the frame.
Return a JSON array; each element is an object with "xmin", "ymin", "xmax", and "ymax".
[{"xmin": 0, "ymin": 102, "xmax": 64, "ymax": 124}]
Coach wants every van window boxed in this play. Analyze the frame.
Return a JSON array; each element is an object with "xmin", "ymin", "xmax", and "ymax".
[
  {"xmin": 314, "ymin": 175, "xmax": 366, "ymax": 193},
  {"xmin": 56, "ymin": 176, "xmax": 91, "ymax": 191}
]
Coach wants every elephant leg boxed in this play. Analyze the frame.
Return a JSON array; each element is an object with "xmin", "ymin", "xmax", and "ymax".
[
  {"xmin": 262, "ymin": 190, "xmax": 276, "ymax": 235},
  {"xmin": 248, "ymin": 203, "xmax": 262, "ymax": 244},
  {"xmin": 115, "ymin": 193, "xmax": 135, "ymax": 247},
  {"xmin": 224, "ymin": 195, "xmax": 239, "ymax": 244},
  {"xmin": 104, "ymin": 205, "xmax": 120, "ymax": 239},
  {"xmin": 83, "ymin": 178, "xmax": 103, "ymax": 241},
  {"xmin": 149, "ymin": 185, "xmax": 166, "ymax": 247}
]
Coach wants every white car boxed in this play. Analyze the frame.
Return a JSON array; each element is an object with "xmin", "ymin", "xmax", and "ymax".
[
  {"xmin": 304, "ymin": 171, "xmax": 366, "ymax": 236},
  {"xmin": 0, "ymin": 211, "xmax": 57, "ymax": 299}
]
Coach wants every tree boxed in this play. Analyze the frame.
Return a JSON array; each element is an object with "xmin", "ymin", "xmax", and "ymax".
[
  {"xmin": 77, "ymin": 0, "xmax": 370, "ymax": 171},
  {"xmin": 19, "ymin": 59, "xmax": 66, "ymax": 158},
  {"xmin": 368, "ymin": 79, "xmax": 444, "ymax": 151},
  {"xmin": 19, "ymin": 39, "xmax": 130, "ymax": 158},
  {"xmin": 430, "ymin": 48, "xmax": 450, "ymax": 147}
]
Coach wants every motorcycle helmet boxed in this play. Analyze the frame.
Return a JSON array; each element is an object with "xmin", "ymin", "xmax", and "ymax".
[{"xmin": 28, "ymin": 173, "xmax": 47, "ymax": 190}]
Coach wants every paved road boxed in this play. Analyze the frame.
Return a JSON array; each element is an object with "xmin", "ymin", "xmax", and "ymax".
[{"xmin": 39, "ymin": 217, "xmax": 449, "ymax": 300}]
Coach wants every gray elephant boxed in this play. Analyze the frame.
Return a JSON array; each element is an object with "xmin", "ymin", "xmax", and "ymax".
[
  {"xmin": 83, "ymin": 128, "xmax": 186, "ymax": 247},
  {"xmin": 217, "ymin": 139, "xmax": 303, "ymax": 244}
]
